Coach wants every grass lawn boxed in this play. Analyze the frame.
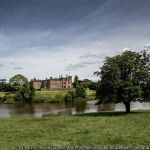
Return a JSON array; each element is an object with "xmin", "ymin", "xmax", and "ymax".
[
  {"xmin": 32, "ymin": 90, "xmax": 68, "ymax": 103},
  {"xmin": 0, "ymin": 111, "xmax": 150, "ymax": 149}
]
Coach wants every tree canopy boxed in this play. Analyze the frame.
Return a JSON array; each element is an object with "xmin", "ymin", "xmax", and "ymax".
[
  {"xmin": 75, "ymin": 85, "xmax": 86, "ymax": 99},
  {"xmin": 9, "ymin": 74, "xmax": 35, "ymax": 103},
  {"xmin": 9, "ymin": 74, "xmax": 28, "ymax": 90},
  {"xmin": 79, "ymin": 79, "xmax": 97, "ymax": 90},
  {"xmin": 74, "ymin": 75, "xmax": 79, "ymax": 88},
  {"xmin": 95, "ymin": 50, "xmax": 150, "ymax": 113}
]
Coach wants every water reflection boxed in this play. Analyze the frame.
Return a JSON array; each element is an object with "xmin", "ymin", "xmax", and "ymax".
[
  {"xmin": 97, "ymin": 103, "xmax": 115, "ymax": 112},
  {"xmin": 0, "ymin": 101, "xmax": 150, "ymax": 118},
  {"xmin": 75, "ymin": 101, "xmax": 87, "ymax": 113},
  {"xmin": 10, "ymin": 103, "xmax": 35, "ymax": 115}
]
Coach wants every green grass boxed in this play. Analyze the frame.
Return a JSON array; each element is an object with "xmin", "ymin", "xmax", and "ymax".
[
  {"xmin": 0, "ymin": 111, "xmax": 150, "ymax": 149},
  {"xmin": 32, "ymin": 90, "xmax": 68, "ymax": 103}
]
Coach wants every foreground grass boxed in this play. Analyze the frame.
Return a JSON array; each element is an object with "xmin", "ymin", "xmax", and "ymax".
[{"xmin": 0, "ymin": 111, "xmax": 150, "ymax": 149}]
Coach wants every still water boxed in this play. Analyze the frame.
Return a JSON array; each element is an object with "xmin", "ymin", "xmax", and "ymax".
[{"xmin": 0, "ymin": 100, "xmax": 150, "ymax": 118}]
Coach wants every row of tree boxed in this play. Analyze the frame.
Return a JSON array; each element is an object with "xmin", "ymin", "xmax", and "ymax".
[{"xmin": 74, "ymin": 75, "xmax": 96, "ymax": 90}]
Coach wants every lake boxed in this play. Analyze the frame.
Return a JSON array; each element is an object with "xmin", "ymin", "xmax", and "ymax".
[{"xmin": 0, "ymin": 100, "xmax": 150, "ymax": 118}]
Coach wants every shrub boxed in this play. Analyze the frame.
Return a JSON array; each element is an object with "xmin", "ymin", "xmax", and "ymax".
[
  {"xmin": 75, "ymin": 85, "xmax": 86, "ymax": 98},
  {"xmin": 14, "ymin": 85, "xmax": 35, "ymax": 103},
  {"xmin": 14, "ymin": 91, "xmax": 24, "ymax": 102},
  {"xmin": 68, "ymin": 90, "xmax": 75, "ymax": 100},
  {"xmin": 64, "ymin": 93, "xmax": 72, "ymax": 102},
  {"xmin": 2, "ymin": 96, "xmax": 7, "ymax": 102}
]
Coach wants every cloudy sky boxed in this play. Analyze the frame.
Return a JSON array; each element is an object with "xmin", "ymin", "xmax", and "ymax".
[{"xmin": 0, "ymin": 0, "xmax": 150, "ymax": 81}]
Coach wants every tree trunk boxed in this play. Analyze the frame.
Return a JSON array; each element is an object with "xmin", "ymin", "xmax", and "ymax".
[{"xmin": 124, "ymin": 102, "xmax": 131, "ymax": 113}]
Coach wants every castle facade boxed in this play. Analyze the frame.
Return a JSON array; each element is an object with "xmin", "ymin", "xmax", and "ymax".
[{"xmin": 30, "ymin": 75, "xmax": 72, "ymax": 90}]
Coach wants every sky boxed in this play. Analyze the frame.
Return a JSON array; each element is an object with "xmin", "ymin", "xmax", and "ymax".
[{"xmin": 0, "ymin": 0, "xmax": 150, "ymax": 81}]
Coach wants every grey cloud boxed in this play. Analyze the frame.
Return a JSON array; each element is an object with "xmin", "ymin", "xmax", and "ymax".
[
  {"xmin": 82, "ymin": 61, "xmax": 94, "ymax": 65},
  {"xmin": 0, "ymin": 64, "xmax": 4, "ymax": 67},
  {"xmin": 66, "ymin": 63, "xmax": 86, "ymax": 71},
  {"xmin": 64, "ymin": 59, "xmax": 68, "ymax": 62},
  {"xmin": 13, "ymin": 67, "xmax": 24, "ymax": 70},
  {"xmin": 66, "ymin": 60, "xmax": 101, "ymax": 71},
  {"xmin": 59, "ymin": 58, "xmax": 68, "ymax": 62},
  {"xmin": 82, "ymin": 60, "xmax": 101, "ymax": 65},
  {"xmin": 80, "ymin": 52, "xmax": 105, "ymax": 59}
]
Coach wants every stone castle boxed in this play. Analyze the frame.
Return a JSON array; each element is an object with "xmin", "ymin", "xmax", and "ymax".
[{"xmin": 30, "ymin": 75, "xmax": 72, "ymax": 90}]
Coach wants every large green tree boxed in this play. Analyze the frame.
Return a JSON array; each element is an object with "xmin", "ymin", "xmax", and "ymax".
[
  {"xmin": 9, "ymin": 74, "xmax": 35, "ymax": 103},
  {"xmin": 95, "ymin": 50, "xmax": 150, "ymax": 113}
]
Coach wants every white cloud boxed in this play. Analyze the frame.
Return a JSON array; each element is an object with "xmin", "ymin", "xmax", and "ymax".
[
  {"xmin": 144, "ymin": 43, "xmax": 150, "ymax": 49},
  {"xmin": 118, "ymin": 48, "xmax": 131, "ymax": 53},
  {"xmin": 118, "ymin": 48, "xmax": 139, "ymax": 53}
]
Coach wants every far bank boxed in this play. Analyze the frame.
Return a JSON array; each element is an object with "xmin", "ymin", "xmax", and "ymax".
[{"xmin": 0, "ymin": 89, "xmax": 96, "ymax": 104}]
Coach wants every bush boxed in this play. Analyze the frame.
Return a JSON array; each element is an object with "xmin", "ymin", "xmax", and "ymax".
[
  {"xmin": 75, "ymin": 85, "xmax": 86, "ymax": 98},
  {"xmin": 14, "ymin": 90, "xmax": 24, "ymax": 102},
  {"xmin": 64, "ymin": 93, "xmax": 72, "ymax": 102},
  {"xmin": 68, "ymin": 90, "xmax": 75, "ymax": 100},
  {"xmin": 14, "ymin": 85, "xmax": 35, "ymax": 103}
]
